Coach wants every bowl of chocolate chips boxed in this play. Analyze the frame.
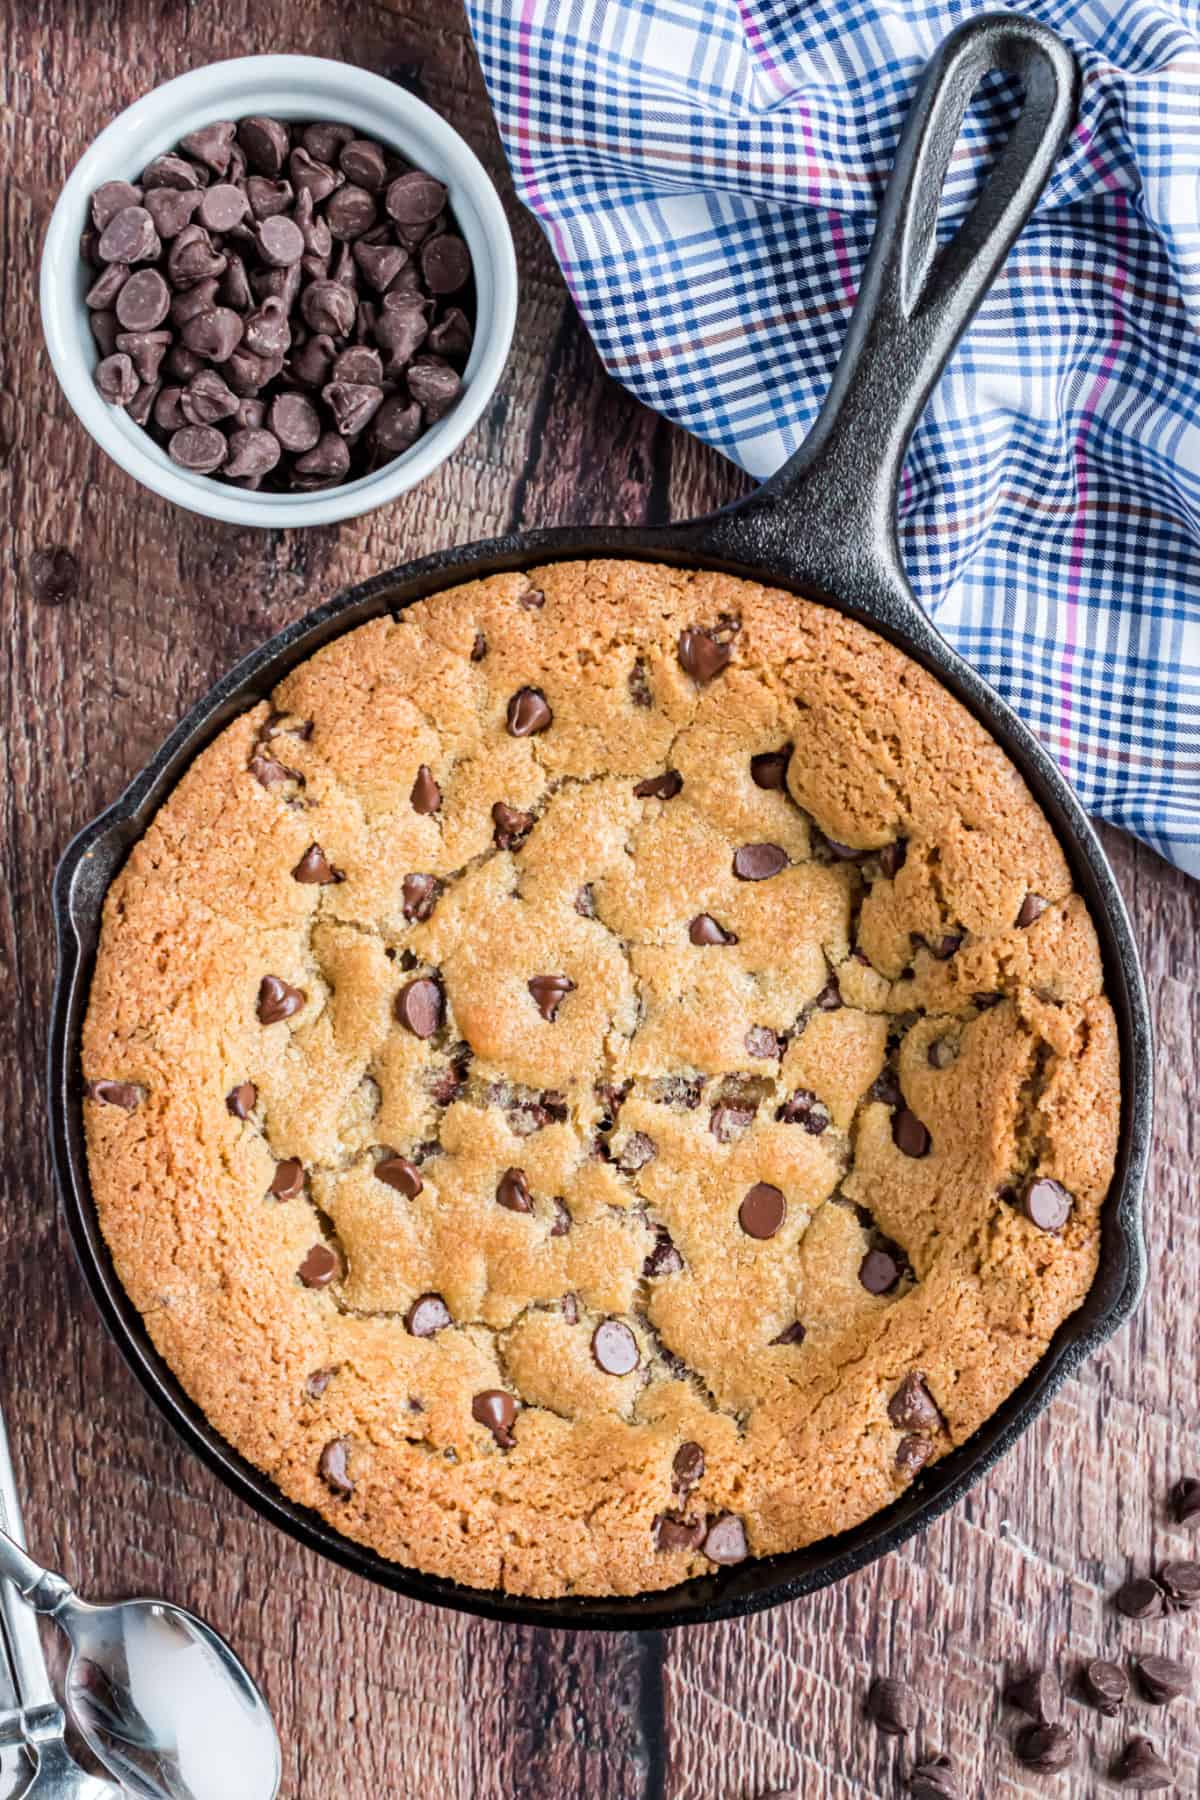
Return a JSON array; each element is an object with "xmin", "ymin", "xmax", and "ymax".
[{"xmin": 41, "ymin": 55, "xmax": 517, "ymax": 526}]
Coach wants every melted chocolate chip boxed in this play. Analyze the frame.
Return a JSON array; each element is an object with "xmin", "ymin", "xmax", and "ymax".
[
  {"xmin": 878, "ymin": 839, "xmax": 907, "ymax": 879},
  {"xmin": 745, "ymin": 1026, "xmax": 783, "ymax": 1060},
  {"xmin": 506, "ymin": 686, "xmax": 552, "ymax": 736},
  {"xmin": 226, "ymin": 1081, "xmax": 257, "ymax": 1118},
  {"xmin": 633, "ymin": 770, "xmax": 683, "ymax": 799},
  {"xmin": 528, "ymin": 974, "xmax": 575, "ymax": 1021},
  {"xmin": 733, "ymin": 842, "xmax": 787, "ymax": 881},
  {"xmin": 497, "ymin": 1168, "xmax": 533, "ymax": 1213},
  {"xmin": 771, "ymin": 1321, "xmax": 806, "ymax": 1345},
  {"xmin": 249, "ymin": 751, "xmax": 302, "ymax": 788},
  {"xmin": 689, "ymin": 913, "xmax": 737, "ymax": 945},
  {"xmin": 395, "ymin": 976, "xmax": 443, "ymax": 1037},
  {"xmin": 550, "ymin": 1198, "xmax": 572, "ymax": 1237},
  {"xmin": 402, "ymin": 873, "xmax": 441, "ymax": 922},
  {"xmin": 711, "ymin": 1102, "xmax": 755, "ymax": 1143},
  {"xmin": 574, "ymin": 884, "xmax": 596, "ymax": 917},
  {"xmin": 305, "ymin": 1366, "xmax": 337, "ymax": 1399},
  {"xmin": 292, "ymin": 843, "xmax": 343, "ymax": 884},
  {"xmin": 257, "ymin": 975, "xmax": 306, "ymax": 1024},
  {"xmin": 1017, "ymin": 892, "xmax": 1049, "ymax": 927},
  {"xmin": 643, "ymin": 1226, "xmax": 683, "ymax": 1276},
  {"xmin": 318, "ymin": 1438, "xmax": 353, "ymax": 1496},
  {"xmin": 775, "ymin": 1089, "xmax": 829, "ymax": 1134},
  {"xmin": 84, "ymin": 1079, "xmax": 144, "ymax": 1111},
  {"xmin": 673, "ymin": 1441, "xmax": 705, "ymax": 1491},
  {"xmin": 892, "ymin": 1108, "xmax": 931, "ymax": 1158},
  {"xmin": 410, "ymin": 764, "xmax": 442, "ymax": 814},
  {"xmin": 677, "ymin": 627, "xmax": 731, "ymax": 682},
  {"xmin": 492, "ymin": 801, "xmax": 534, "ymax": 850},
  {"xmin": 1019, "ymin": 1176, "xmax": 1073, "ymax": 1232},
  {"xmin": 376, "ymin": 1154, "xmax": 423, "ymax": 1197},
  {"xmin": 895, "ymin": 1434, "xmax": 933, "ymax": 1477},
  {"xmin": 888, "ymin": 1372, "xmax": 941, "ymax": 1433},
  {"xmin": 702, "ymin": 1513, "xmax": 748, "ymax": 1564},
  {"xmin": 859, "ymin": 1248, "xmax": 900, "ymax": 1294},
  {"xmin": 270, "ymin": 1158, "xmax": 305, "ymax": 1200},
  {"xmin": 472, "ymin": 1389, "xmax": 518, "ymax": 1448},
  {"xmin": 298, "ymin": 1243, "xmax": 341, "ymax": 1287},
  {"xmin": 750, "ymin": 747, "xmax": 790, "ymax": 789},
  {"xmin": 471, "ymin": 631, "xmax": 487, "ymax": 661},
  {"xmin": 814, "ymin": 974, "xmax": 841, "ymax": 1010},
  {"xmin": 617, "ymin": 1131, "xmax": 656, "ymax": 1173},
  {"xmin": 739, "ymin": 1182, "xmax": 786, "ymax": 1240},
  {"xmin": 405, "ymin": 1293, "xmax": 452, "ymax": 1338},
  {"xmin": 591, "ymin": 1319, "xmax": 639, "ymax": 1376},
  {"xmin": 654, "ymin": 1511, "xmax": 705, "ymax": 1552}
]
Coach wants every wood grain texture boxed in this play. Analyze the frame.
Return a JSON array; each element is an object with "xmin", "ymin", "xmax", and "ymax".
[{"xmin": 1, "ymin": 2, "xmax": 1196, "ymax": 1795}]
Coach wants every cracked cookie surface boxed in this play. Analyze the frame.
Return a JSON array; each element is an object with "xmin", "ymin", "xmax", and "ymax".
[{"xmin": 82, "ymin": 560, "xmax": 1119, "ymax": 1597}]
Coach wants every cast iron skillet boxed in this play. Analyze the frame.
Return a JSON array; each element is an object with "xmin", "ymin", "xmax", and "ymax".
[{"xmin": 50, "ymin": 13, "xmax": 1151, "ymax": 1630}]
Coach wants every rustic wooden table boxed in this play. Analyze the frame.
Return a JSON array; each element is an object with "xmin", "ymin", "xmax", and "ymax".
[{"xmin": 3, "ymin": 3, "xmax": 1197, "ymax": 1795}]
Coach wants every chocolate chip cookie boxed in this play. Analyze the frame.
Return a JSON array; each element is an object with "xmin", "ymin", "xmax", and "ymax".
[{"xmin": 82, "ymin": 561, "xmax": 1119, "ymax": 1597}]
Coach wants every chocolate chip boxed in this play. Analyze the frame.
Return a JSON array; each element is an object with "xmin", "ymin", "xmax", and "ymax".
[
  {"xmin": 702, "ymin": 1513, "xmax": 748, "ymax": 1564},
  {"xmin": 326, "ymin": 183, "xmax": 377, "ymax": 240},
  {"xmin": 870, "ymin": 1069, "xmax": 902, "ymax": 1107},
  {"xmin": 1113, "ymin": 1737, "xmax": 1173, "ymax": 1789},
  {"xmin": 750, "ymin": 747, "xmax": 790, "ymax": 789},
  {"xmin": 643, "ymin": 1226, "xmax": 683, "ymax": 1276},
  {"xmin": 920, "ymin": 931, "xmax": 962, "ymax": 961},
  {"xmin": 1135, "ymin": 1654, "xmax": 1190, "ymax": 1705},
  {"xmin": 298, "ymin": 1243, "xmax": 340, "ymax": 1287},
  {"xmin": 429, "ymin": 307, "xmax": 473, "ymax": 358},
  {"xmin": 711, "ymin": 1102, "xmax": 755, "ymax": 1143},
  {"xmin": 226, "ymin": 1081, "xmax": 257, "ymax": 1119},
  {"xmin": 1116, "ymin": 1574, "xmax": 1166, "ymax": 1619},
  {"xmin": 739, "ymin": 1182, "xmax": 785, "ymax": 1240},
  {"xmin": 91, "ymin": 180, "xmax": 143, "ymax": 230},
  {"xmin": 1159, "ymin": 1558, "xmax": 1200, "ymax": 1610},
  {"xmin": 376, "ymin": 1155, "xmax": 423, "ymax": 1198},
  {"xmin": 421, "ymin": 232, "xmax": 471, "ymax": 294},
  {"xmin": 333, "ymin": 345, "xmax": 384, "ymax": 386},
  {"xmin": 866, "ymin": 1676, "xmax": 917, "ymax": 1737},
  {"xmin": 338, "ymin": 138, "xmax": 387, "ymax": 190},
  {"xmin": 549, "ymin": 1198, "xmax": 572, "ymax": 1237},
  {"xmin": 249, "ymin": 751, "xmax": 301, "ymax": 788},
  {"xmin": 592, "ymin": 1319, "xmax": 639, "ymax": 1376},
  {"xmin": 497, "ymin": 1167, "xmax": 533, "ymax": 1213},
  {"xmin": 168, "ymin": 423, "xmax": 228, "ymax": 473},
  {"xmin": 634, "ymin": 770, "xmax": 683, "ymax": 799},
  {"xmin": 401, "ymin": 873, "xmax": 441, "ymax": 925},
  {"xmin": 1017, "ymin": 892, "xmax": 1049, "ymax": 927},
  {"xmin": 270, "ymin": 1159, "xmax": 305, "ymax": 1200},
  {"xmin": 406, "ymin": 1293, "xmax": 452, "ymax": 1338},
  {"xmin": 410, "ymin": 764, "xmax": 441, "ymax": 814},
  {"xmin": 386, "ymin": 170, "xmax": 447, "ymax": 225},
  {"xmin": 895, "ymin": 1434, "xmax": 933, "ymax": 1477},
  {"xmin": 859, "ymin": 1248, "xmax": 900, "ymax": 1294},
  {"xmin": 371, "ymin": 394, "xmax": 423, "ymax": 454},
  {"xmin": 395, "ymin": 976, "xmax": 443, "ymax": 1038},
  {"xmin": 616, "ymin": 1131, "xmax": 656, "ymax": 1175},
  {"xmin": 224, "ymin": 426, "xmax": 281, "ymax": 479},
  {"xmin": 472, "ymin": 1389, "xmax": 518, "ymax": 1448},
  {"xmin": 1171, "ymin": 1476, "xmax": 1200, "ymax": 1525},
  {"xmin": 772, "ymin": 1320, "xmax": 806, "ymax": 1345},
  {"xmin": 505, "ymin": 686, "xmax": 552, "ymax": 738},
  {"xmin": 814, "ymin": 975, "xmax": 841, "ymax": 1010},
  {"xmin": 374, "ymin": 298, "xmax": 429, "ymax": 371},
  {"xmin": 493, "ymin": 802, "xmax": 534, "ymax": 851},
  {"xmin": 776, "ymin": 1089, "xmax": 829, "ymax": 1134},
  {"xmin": 98, "ymin": 205, "xmax": 160, "ymax": 264},
  {"xmin": 115, "ymin": 268, "xmax": 171, "ymax": 332},
  {"xmin": 179, "ymin": 121, "xmax": 236, "ymax": 175},
  {"xmin": 689, "ymin": 913, "xmax": 737, "ymax": 946},
  {"xmin": 305, "ymin": 1365, "xmax": 336, "ymax": 1399},
  {"xmin": 238, "ymin": 116, "xmax": 290, "ymax": 176},
  {"xmin": 406, "ymin": 356, "xmax": 461, "ymax": 421},
  {"xmin": 927, "ymin": 1036, "xmax": 956, "ymax": 1070},
  {"xmin": 1020, "ymin": 1176, "xmax": 1072, "ymax": 1232},
  {"xmin": 267, "ymin": 390, "xmax": 321, "ymax": 452},
  {"xmin": 142, "ymin": 152, "xmax": 203, "ymax": 191},
  {"xmin": 671, "ymin": 1442, "xmax": 705, "ymax": 1493},
  {"xmin": 822, "ymin": 836, "xmax": 867, "ymax": 861},
  {"xmin": 257, "ymin": 975, "xmax": 305, "ymax": 1025},
  {"xmin": 574, "ymin": 883, "xmax": 596, "ymax": 919},
  {"xmin": 1082, "ymin": 1658, "xmax": 1127, "ymax": 1715},
  {"xmin": 1007, "ymin": 1670, "xmax": 1061, "ymax": 1724},
  {"xmin": 30, "ymin": 546, "xmax": 80, "ymax": 605},
  {"xmin": 144, "ymin": 186, "xmax": 202, "ymax": 239},
  {"xmin": 654, "ymin": 1511, "xmax": 705, "ymax": 1552},
  {"xmin": 892, "ymin": 1108, "xmax": 931, "ymax": 1158},
  {"xmin": 86, "ymin": 263, "xmax": 130, "ymax": 310},
  {"xmin": 293, "ymin": 433, "xmax": 351, "ymax": 485},
  {"xmin": 180, "ymin": 368, "xmax": 239, "ymax": 424},
  {"xmin": 1015, "ymin": 1723, "xmax": 1075, "ymax": 1774},
  {"xmin": 879, "ymin": 840, "xmax": 908, "ymax": 879},
  {"xmin": 83, "ymin": 1078, "xmax": 143, "ymax": 1111},
  {"xmin": 907, "ymin": 1754, "xmax": 957, "ymax": 1798},
  {"xmin": 678, "ymin": 627, "xmax": 731, "ymax": 682},
  {"xmin": 167, "ymin": 225, "xmax": 227, "ymax": 288},
  {"xmin": 733, "ymin": 843, "xmax": 787, "ymax": 881},
  {"xmin": 95, "ymin": 353, "xmax": 140, "ymax": 405},
  {"xmin": 888, "ymin": 1372, "xmax": 941, "ymax": 1433},
  {"xmin": 528, "ymin": 974, "xmax": 574, "ymax": 1021},
  {"xmin": 322, "ymin": 379, "xmax": 384, "ymax": 436},
  {"xmin": 318, "ymin": 1437, "xmax": 353, "ymax": 1496},
  {"xmin": 288, "ymin": 841, "xmax": 341, "ymax": 886}
]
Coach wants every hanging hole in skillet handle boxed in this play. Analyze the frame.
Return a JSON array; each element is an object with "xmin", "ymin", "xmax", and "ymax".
[{"xmin": 689, "ymin": 13, "xmax": 1080, "ymax": 602}]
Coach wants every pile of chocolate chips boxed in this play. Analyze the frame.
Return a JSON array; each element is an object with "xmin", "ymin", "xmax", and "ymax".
[
  {"xmin": 81, "ymin": 116, "xmax": 474, "ymax": 490},
  {"xmin": 850, "ymin": 1473, "xmax": 1200, "ymax": 1793}
]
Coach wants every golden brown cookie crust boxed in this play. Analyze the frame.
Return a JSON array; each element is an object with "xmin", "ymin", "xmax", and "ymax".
[{"xmin": 81, "ymin": 561, "xmax": 1119, "ymax": 1597}]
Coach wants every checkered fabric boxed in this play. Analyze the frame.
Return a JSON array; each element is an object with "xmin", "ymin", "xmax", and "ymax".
[{"xmin": 466, "ymin": 0, "xmax": 1200, "ymax": 873}]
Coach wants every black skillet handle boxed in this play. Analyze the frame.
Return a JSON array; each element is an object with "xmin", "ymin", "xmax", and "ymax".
[{"xmin": 684, "ymin": 13, "xmax": 1080, "ymax": 605}]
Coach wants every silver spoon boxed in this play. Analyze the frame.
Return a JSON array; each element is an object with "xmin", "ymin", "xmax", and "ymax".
[
  {"xmin": 0, "ymin": 1412, "xmax": 280, "ymax": 1800},
  {"xmin": 0, "ymin": 1409, "xmax": 121, "ymax": 1800}
]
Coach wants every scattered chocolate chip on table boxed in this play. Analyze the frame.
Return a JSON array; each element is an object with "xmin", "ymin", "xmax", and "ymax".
[{"xmin": 83, "ymin": 116, "xmax": 474, "ymax": 488}]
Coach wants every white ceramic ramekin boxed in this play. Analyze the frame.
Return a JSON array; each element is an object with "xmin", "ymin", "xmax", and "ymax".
[{"xmin": 40, "ymin": 55, "xmax": 518, "ymax": 528}]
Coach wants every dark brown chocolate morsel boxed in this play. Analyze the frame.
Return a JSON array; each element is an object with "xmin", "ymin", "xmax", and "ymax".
[
  {"xmin": 291, "ymin": 842, "xmax": 341, "ymax": 884},
  {"xmin": 179, "ymin": 120, "xmax": 236, "ymax": 174},
  {"xmin": 90, "ymin": 310, "xmax": 119, "ymax": 356},
  {"xmin": 167, "ymin": 423, "xmax": 227, "ymax": 473},
  {"xmin": 181, "ymin": 370, "xmax": 239, "ymax": 425},
  {"xmin": 1017, "ymin": 891, "xmax": 1049, "ymax": 927},
  {"xmin": 878, "ymin": 839, "xmax": 908, "ymax": 878},
  {"xmin": 428, "ymin": 307, "xmax": 473, "ymax": 358},
  {"xmin": 689, "ymin": 913, "xmax": 736, "ymax": 946},
  {"xmin": 550, "ymin": 1198, "xmax": 572, "ymax": 1237},
  {"xmin": 376, "ymin": 1154, "xmax": 423, "ymax": 1198},
  {"xmin": 895, "ymin": 1434, "xmax": 933, "ymax": 1477},
  {"xmin": 421, "ymin": 233, "xmax": 471, "ymax": 294},
  {"xmin": 814, "ymin": 974, "xmax": 841, "ymax": 1010},
  {"xmin": 226, "ymin": 1081, "xmax": 257, "ymax": 1119},
  {"xmin": 354, "ymin": 239, "xmax": 408, "ymax": 291},
  {"xmin": 114, "ymin": 268, "xmax": 170, "ymax": 331},
  {"xmin": 298, "ymin": 1242, "xmax": 341, "ymax": 1287},
  {"xmin": 326, "ymin": 183, "xmax": 377, "ymax": 240},
  {"xmin": 710, "ymin": 1101, "xmax": 754, "ymax": 1143},
  {"xmin": 293, "ymin": 433, "xmax": 350, "ymax": 485},
  {"xmin": 85, "ymin": 262, "xmax": 130, "ymax": 310},
  {"xmin": 257, "ymin": 974, "xmax": 306, "ymax": 1024},
  {"xmin": 30, "ymin": 546, "xmax": 80, "ymax": 605},
  {"xmin": 91, "ymin": 179, "xmax": 142, "ymax": 230},
  {"xmin": 775, "ymin": 1088, "xmax": 829, "ymax": 1134},
  {"xmin": 496, "ymin": 1167, "xmax": 532, "ymax": 1213},
  {"xmin": 144, "ymin": 185, "xmax": 203, "ymax": 239},
  {"xmin": 738, "ymin": 1182, "xmax": 785, "ymax": 1240},
  {"xmin": 141, "ymin": 152, "xmax": 203, "ymax": 190},
  {"xmin": 371, "ymin": 395, "xmax": 422, "ymax": 453},
  {"xmin": 907, "ymin": 1754, "xmax": 957, "ymax": 1798},
  {"xmin": 1082, "ymin": 1658, "xmax": 1128, "ymax": 1716},
  {"xmin": 303, "ymin": 122, "xmax": 355, "ymax": 162},
  {"xmin": 223, "ymin": 427, "xmax": 281, "ymax": 480},
  {"xmin": 745, "ymin": 1025, "xmax": 782, "ymax": 1060},
  {"xmin": 410, "ymin": 764, "xmax": 441, "ymax": 814},
  {"xmin": 528, "ymin": 974, "xmax": 574, "ymax": 1021},
  {"xmin": 246, "ymin": 175, "xmax": 294, "ymax": 220},
  {"xmin": 859, "ymin": 1247, "xmax": 900, "ymax": 1294},
  {"xmin": 866, "ymin": 1676, "xmax": 917, "ymax": 1737},
  {"xmin": 318, "ymin": 1437, "xmax": 353, "ymax": 1496},
  {"xmin": 386, "ymin": 170, "xmax": 448, "ymax": 225},
  {"xmin": 1113, "ymin": 1736, "xmax": 1173, "ymax": 1789},
  {"xmin": 653, "ymin": 1511, "xmax": 705, "ymax": 1552},
  {"xmin": 339, "ymin": 138, "xmax": 387, "ymax": 189},
  {"xmin": 322, "ymin": 379, "xmax": 384, "ymax": 436},
  {"xmin": 677, "ymin": 626, "xmax": 731, "ymax": 681},
  {"xmin": 402, "ymin": 873, "xmax": 440, "ymax": 923},
  {"xmin": 270, "ymin": 1159, "xmax": 305, "ymax": 1201},
  {"xmin": 395, "ymin": 976, "xmax": 443, "ymax": 1038},
  {"xmin": 1134, "ymin": 1654, "xmax": 1190, "ymax": 1705},
  {"xmin": 195, "ymin": 181, "xmax": 246, "ymax": 233},
  {"xmin": 98, "ymin": 205, "xmax": 160, "ymax": 264},
  {"xmin": 1171, "ymin": 1474, "xmax": 1200, "ymax": 1524},
  {"xmin": 1019, "ymin": 1175, "xmax": 1073, "ymax": 1231},
  {"xmin": 238, "ymin": 116, "xmax": 290, "ymax": 176},
  {"xmin": 1014, "ymin": 1723, "xmax": 1075, "ymax": 1774},
  {"xmin": 248, "ymin": 751, "xmax": 301, "ymax": 788},
  {"xmin": 305, "ymin": 1365, "xmax": 337, "ymax": 1399},
  {"xmin": 375, "ymin": 299, "xmax": 429, "ymax": 372},
  {"xmin": 95, "ymin": 353, "xmax": 139, "ymax": 405},
  {"xmin": 471, "ymin": 1389, "xmax": 518, "ymax": 1448},
  {"xmin": 702, "ymin": 1513, "xmax": 748, "ymax": 1564},
  {"xmin": 333, "ymin": 345, "xmax": 383, "ymax": 386},
  {"xmin": 506, "ymin": 686, "xmax": 552, "ymax": 737},
  {"xmin": 289, "ymin": 146, "xmax": 341, "ymax": 203},
  {"xmin": 892, "ymin": 1107, "xmax": 931, "ymax": 1158},
  {"xmin": 290, "ymin": 331, "xmax": 336, "ymax": 386},
  {"xmin": 733, "ymin": 842, "xmax": 787, "ymax": 881},
  {"xmin": 167, "ymin": 224, "xmax": 227, "ymax": 287},
  {"xmin": 643, "ymin": 1226, "xmax": 683, "ymax": 1277},
  {"xmin": 300, "ymin": 277, "xmax": 357, "ymax": 338},
  {"xmin": 888, "ymin": 1371, "xmax": 941, "ymax": 1432},
  {"xmin": 1007, "ymin": 1670, "xmax": 1061, "ymax": 1724},
  {"xmin": 268, "ymin": 390, "xmax": 321, "ymax": 452},
  {"xmin": 633, "ymin": 770, "xmax": 683, "ymax": 799},
  {"xmin": 750, "ymin": 747, "xmax": 790, "ymax": 789},
  {"xmin": 83, "ymin": 1078, "xmax": 143, "ymax": 1111},
  {"xmin": 181, "ymin": 305, "xmax": 245, "ymax": 361},
  {"xmin": 405, "ymin": 1293, "xmax": 452, "ymax": 1338},
  {"xmin": 1159, "ymin": 1558, "xmax": 1200, "ymax": 1610},
  {"xmin": 492, "ymin": 801, "xmax": 534, "ymax": 850},
  {"xmin": 672, "ymin": 1441, "xmax": 705, "ymax": 1491},
  {"xmin": 406, "ymin": 355, "xmax": 461, "ymax": 421},
  {"xmin": 591, "ymin": 1319, "xmax": 639, "ymax": 1376},
  {"xmin": 616, "ymin": 1131, "xmax": 656, "ymax": 1174},
  {"xmin": 116, "ymin": 329, "xmax": 172, "ymax": 383},
  {"xmin": 1115, "ymin": 1574, "xmax": 1166, "ymax": 1619}
]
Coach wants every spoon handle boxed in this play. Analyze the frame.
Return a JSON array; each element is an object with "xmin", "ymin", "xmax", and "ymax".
[{"xmin": 0, "ymin": 1408, "xmax": 67, "ymax": 1710}]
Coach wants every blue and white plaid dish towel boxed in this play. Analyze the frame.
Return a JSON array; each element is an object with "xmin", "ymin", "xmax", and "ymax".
[{"xmin": 465, "ymin": 0, "xmax": 1200, "ymax": 874}]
